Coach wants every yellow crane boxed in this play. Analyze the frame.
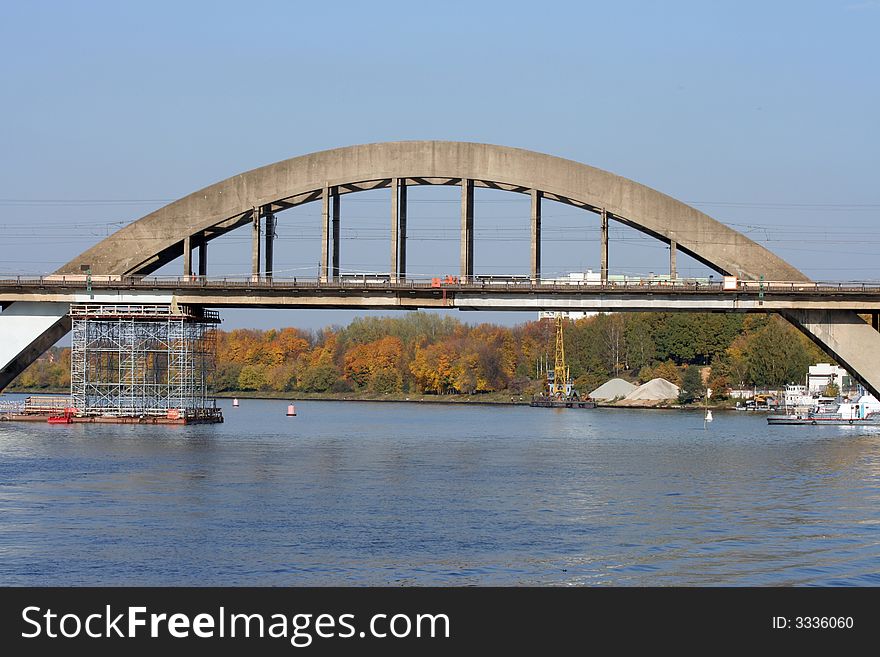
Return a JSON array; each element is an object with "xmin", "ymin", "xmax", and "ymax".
[
  {"xmin": 552, "ymin": 314, "xmax": 571, "ymax": 398},
  {"xmin": 531, "ymin": 313, "xmax": 594, "ymax": 408}
]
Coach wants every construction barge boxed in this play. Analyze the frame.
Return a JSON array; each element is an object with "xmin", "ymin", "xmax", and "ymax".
[
  {"xmin": 1, "ymin": 303, "xmax": 224, "ymax": 426},
  {"xmin": 0, "ymin": 396, "xmax": 223, "ymax": 425},
  {"xmin": 529, "ymin": 397, "xmax": 596, "ymax": 409}
]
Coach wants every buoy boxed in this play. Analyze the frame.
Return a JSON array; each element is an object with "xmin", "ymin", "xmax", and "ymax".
[
  {"xmin": 232, "ymin": 398, "xmax": 239, "ymax": 407},
  {"xmin": 287, "ymin": 403, "xmax": 297, "ymax": 417},
  {"xmin": 705, "ymin": 410, "xmax": 713, "ymax": 422}
]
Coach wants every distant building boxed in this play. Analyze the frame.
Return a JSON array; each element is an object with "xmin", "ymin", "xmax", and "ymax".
[
  {"xmin": 807, "ymin": 363, "xmax": 853, "ymax": 394},
  {"xmin": 538, "ymin": 310, "xmax": 596, "ymax": 321}
]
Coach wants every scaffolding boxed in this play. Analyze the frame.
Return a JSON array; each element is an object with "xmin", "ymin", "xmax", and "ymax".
[{"xmin": 69, "ymin": 303, "xmax": 220, "ymax": 418}]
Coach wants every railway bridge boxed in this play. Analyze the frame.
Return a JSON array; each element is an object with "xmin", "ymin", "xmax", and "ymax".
[{"xmin": 2, "ymin": 141, "xmax": 879, "ymax": 395}]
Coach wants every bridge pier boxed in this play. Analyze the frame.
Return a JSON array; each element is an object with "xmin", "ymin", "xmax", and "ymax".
[
  {"xmin": 600, "ymin": 209, "xmax": 609, "ymax": 283},
  {"xmin": 783, "ymin": 309, "xmax": 880, "ymax": 400},
  {"xmin": 531, "ymin": 190, "xmax": 541, "ymax": 282},
  {"xmin": 461, "ymin": 178, "xmax": 474, "ymax": 280},
  {"xmin": 0, "ymin": 302, "xmax": 71, "ymax": 391},
  {"xmin": 670, "ymin": 239, "xmax": 677, "ymax": 280}
]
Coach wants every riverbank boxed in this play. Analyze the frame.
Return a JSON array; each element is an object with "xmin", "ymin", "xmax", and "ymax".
[
  {"xmin": 215, "ymin": 391, "xmax": 741, "ymax": 410},
  {"xmin": 215, "ymin": 390, "xmax": 529, "ymax": 406},
  {"xmin": 4, "ymin": 387, "xmax": 743, "ymax": 410}
]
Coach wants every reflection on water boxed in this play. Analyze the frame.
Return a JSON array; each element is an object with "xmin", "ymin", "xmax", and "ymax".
[{"xmin": 1, "ymin": 396, "xmax": 879, "ymax": 585}]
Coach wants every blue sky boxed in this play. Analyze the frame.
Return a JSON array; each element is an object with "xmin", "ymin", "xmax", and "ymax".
[{"xmin": 1, "ymin": 1, "xmax": 878, "ymax": 330}]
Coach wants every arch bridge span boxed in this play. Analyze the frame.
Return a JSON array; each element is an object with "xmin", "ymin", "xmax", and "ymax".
[{"xmin": 2, "ymin": 141, "xmax": 880, "ymax": 397}]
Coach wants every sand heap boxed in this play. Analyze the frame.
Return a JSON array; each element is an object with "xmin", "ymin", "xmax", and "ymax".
[
  {"xmin": 589, "ymin": 378, "xmax": 637, "ymax": 401},
  {"xmin": 617, "ymin": 377, "xmax": 680, "ymax": 405}
]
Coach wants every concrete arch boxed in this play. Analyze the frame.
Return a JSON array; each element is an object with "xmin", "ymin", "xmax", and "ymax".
[
  {"xmin": 2, "ymin": 141, "xmax": 879, "ymax": 397},
  {"xmin": 56, "ymin": 141, "xmax": 807, "ymax": 281}
]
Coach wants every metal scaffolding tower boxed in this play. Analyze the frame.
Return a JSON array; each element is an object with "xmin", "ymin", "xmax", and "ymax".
[{"xmin": 69, "ymin": 303, "xmax": 220, "ymax": 418}]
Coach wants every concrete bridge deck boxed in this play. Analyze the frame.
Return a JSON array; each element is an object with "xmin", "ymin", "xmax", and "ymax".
[{"xmin": 3, "ymin": 276, "xmax": 880, "ymax": 312}]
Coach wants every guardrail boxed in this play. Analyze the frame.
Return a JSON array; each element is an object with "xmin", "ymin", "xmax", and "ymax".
[{"xmin": 4, "ymin": 275, "xmax": 880, "ymax": 294}]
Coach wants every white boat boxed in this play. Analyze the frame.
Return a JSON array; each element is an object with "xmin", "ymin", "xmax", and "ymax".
[{"xmin": 768, "ymin": 391, "xmax": 880, "ymax": 425}]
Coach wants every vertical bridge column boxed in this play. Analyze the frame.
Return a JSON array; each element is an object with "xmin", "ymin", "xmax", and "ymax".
[
  {"xmin": 264, "ymin": 210, "xmax": 275, "ymax": 279},
  {"xmin": 332, "ymin": 187, "xmax": 341, "ymax": 281},
  {"xmin": 320, "ymin": 186, "xmax": 330, "ymax": 282},
  {"xmin": 183, "ymin": 235, "xmax": 193, "ymax": 279},
  {"xmin": 460, "ymin": 178, "xmax": 474, "ymax": 280},
  {"xmin": 391, "ymin": 178, "xmax": 408, "ymax": 283},
  {"xmin": 398, "ymin": 180, "xmax": 407, "ymax": 281},
  {"xmin": 600, "ymin": 208, "xmax": 609, "ymax": 283},
  {"xmin": 390, "ymin": 178, "xmax": 398, "ymax": 282},
  {"xmin": 669, "ymin": 239, "xmax": 677, "ymax": 280},
  {"xmin": 251, "ymin": 206, "xmax": 261, "ymax": 281},
  {"xmin": 197, "ymin": 235, "xmax": 208, "ymax": 277},
  {"xmin": 531, "ymin": 190, "xmax": 542, "ymax": 283}
]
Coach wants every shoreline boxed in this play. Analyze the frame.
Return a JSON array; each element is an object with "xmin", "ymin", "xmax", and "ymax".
[{"xmin": 3, "ymin": 388, "xmax": 742, "ymax": 410}]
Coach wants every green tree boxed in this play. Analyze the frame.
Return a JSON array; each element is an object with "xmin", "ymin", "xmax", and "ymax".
[
  {"xmin": 299, "ymin": 362, "xmax": 340, "ymax": 392},
  {"xmin": 678, "ymin": 365, "xmax": 702, "ymax": 404},
  {"xmin": 624, "ymin": 314, "xmax": 657, "ymax": 371},
  {"xmin": 237, "ymin": 365, "xmax": 268, "ymax": 391},
  {"xmin": 370, "ymin": 367, "xmax": 402, "ymax": 394},
  {"xmin": 745, "ymin": 316, "xmax": 812, "ymax": 387}
]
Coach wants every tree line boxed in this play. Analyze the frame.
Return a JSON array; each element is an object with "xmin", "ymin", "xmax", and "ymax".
[{"xmin": 10, "ymin": 311, "xmax": 829, "ymax": 398}]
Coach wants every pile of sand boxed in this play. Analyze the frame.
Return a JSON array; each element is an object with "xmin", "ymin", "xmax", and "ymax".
[
  {"xmin": 589, "ymin": 378, "xmax": 637, "ymax": 400},
  {"xmin": 621, "ymin": 377, "xmax": 680, "ymax": 402}
]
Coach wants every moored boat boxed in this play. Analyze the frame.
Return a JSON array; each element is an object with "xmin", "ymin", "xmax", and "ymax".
[
  {"xmin": 767, "ymin": 413, "xmax": 880, "ymax": 426},
  {"xmin": 767, "ymin": 391, "xmax": 880, "ymax": 425}
]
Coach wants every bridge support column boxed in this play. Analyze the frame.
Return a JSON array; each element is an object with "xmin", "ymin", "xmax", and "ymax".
[
  {"xmin": 531, "ymin": 190, "xmax": 541, "ymax": 282},
  {"xmin": 251, "ymin": 207, "xmax": 261, "ymax": 281},
  {"xmin": 873, "ymin": 313, "xmax": 880, "ymax": 332},
  {"xmin": 391, "ymin": 178, "xmax": 399, "ymax": 282},
  {"xmin": 460, "ymin": 178, "xmax": 474, "ymax": 280},
  {"xmin": 197, "ymin": 236, "xmax": 208, "ymax": 277},
  {"xmin": 0, "ymin": 302, "xmax": 71, "ymax": 392},
  {"xmin": 332, "ymin": 188, "xmax": 341, "ymax": 281},
  {"xmin": 391, "ymin": 178, "xmax": 408, "ymax": 282},
  {"xmin": 183, "ymin": 235, "xmax": 193, "ymax": 279},
  {"xmin": 600, "ymin": 209, "xmax": 609, "ymax": 283},
  {"xmin": 264, "ymin": 211, "xmax": 275, "ymax": 279},
  {"xmin": 669, "ymin": 239, "xmax": 677, "ymax": 280},
  {"xmin": 783, "ymin": 309, "xmax": 880, "ymax": 400},
  {"xmin": 320, "ymin": 186, "xmax": 330, "ymax": 283},
  {"xmin": 399, "ymin": 181, "xmax": 407, "ymax": 281}
]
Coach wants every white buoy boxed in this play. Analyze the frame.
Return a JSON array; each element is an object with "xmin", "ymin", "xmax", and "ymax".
[
  {"xmin": 705, "ymin": 410, "xmax": 713, "ymax": 422},
  {"xmin": 232, "ymin": 398, "xmax": 239, "ymax": 407},
  {"xmin": 287, "ymin": 403, "xmax": 297, "ymax": 417}
]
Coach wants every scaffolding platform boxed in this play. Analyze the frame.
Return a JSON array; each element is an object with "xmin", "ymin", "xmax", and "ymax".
[{"xmin": 63, "ymin": 303, "xmax": 223, "ymax": 424}]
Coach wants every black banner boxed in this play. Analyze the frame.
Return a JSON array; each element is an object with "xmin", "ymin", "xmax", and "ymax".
[{"xmin": 0, "ymin": 587, "xmax": 874, "ymax": 653}]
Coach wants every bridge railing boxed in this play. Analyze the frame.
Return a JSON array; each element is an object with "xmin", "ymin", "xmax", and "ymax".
[{"xmin": 3, "ymin": 275, "xmax": 880, "ymax": 294}]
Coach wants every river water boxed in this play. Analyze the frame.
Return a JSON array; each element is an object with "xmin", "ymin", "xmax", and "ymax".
[{"xmin": 1, "ymin": 396, "xmax": 879, "ymax": 586}]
